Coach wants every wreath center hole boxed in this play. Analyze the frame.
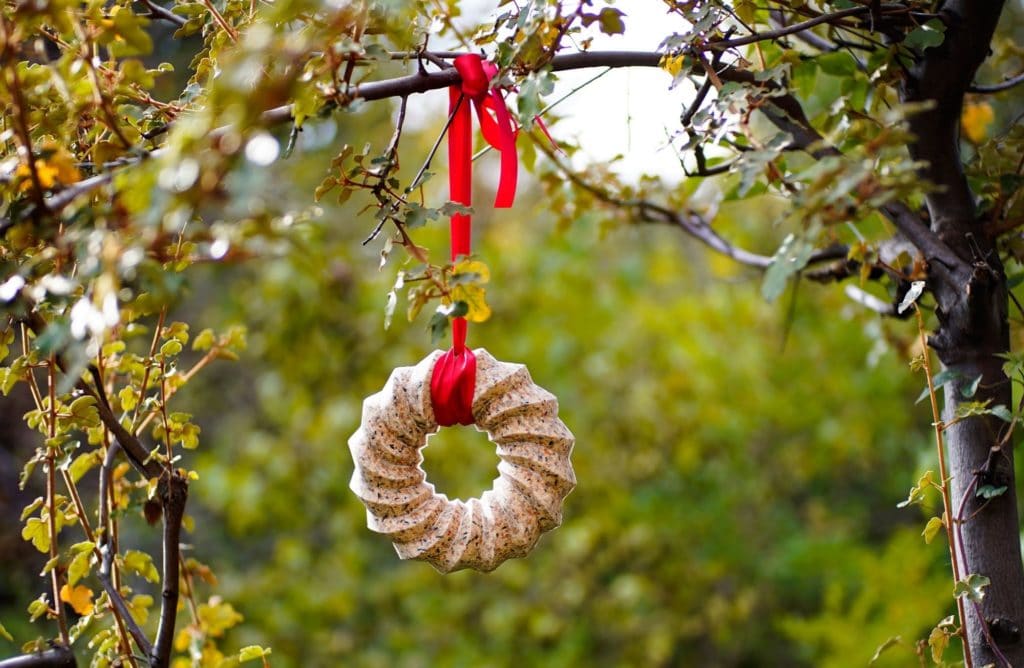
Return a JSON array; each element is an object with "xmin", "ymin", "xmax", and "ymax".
[{"xmin": 422, "ymin": 424, "xmax": 498, "ymax": 502}]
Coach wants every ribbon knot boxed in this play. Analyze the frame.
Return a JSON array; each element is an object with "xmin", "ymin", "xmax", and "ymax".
[{"xmin": 429, "ymin": 54, "xmax": 518, "ymax": 427}]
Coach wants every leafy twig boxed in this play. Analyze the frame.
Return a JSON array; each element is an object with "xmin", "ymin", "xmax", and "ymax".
[{"xmin": 915, "ymin": 305, "xmax": 972, "ymax": 668}]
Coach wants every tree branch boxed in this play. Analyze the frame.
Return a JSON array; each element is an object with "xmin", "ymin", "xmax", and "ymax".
[
  {"xmin": 150, "ymin": 472, "xmax": 187, "ymax": 668},
  {"xmin": 902, "ymin": 1, "xmax": 1005, "ymax": 260},
  {"xmin": 137, "ymin": 0, "xmax": 186, "ymax": 26},
  {"xmin": 97, "ymin": 441, "xmax": 154, "ymax": 658},
  {"xmin": 529, "ymin": 132, "xmax": 846, "ymax": 271},
  {"xmin": 969, "ymin": 70, "xmax": 1024, "ymax": 94},
  {"xmin": 0, "ymin": 647, "xmax": 76, "ymax": 668}
]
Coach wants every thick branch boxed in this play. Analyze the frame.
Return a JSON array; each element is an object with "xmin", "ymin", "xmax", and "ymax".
[
  {"xmin": 0, "ymin": 648, "xmax": 76, "ymax": 668},
  {"xmin": 902, "ymin": 1, "xmax": 1005, "ymax": 258}
]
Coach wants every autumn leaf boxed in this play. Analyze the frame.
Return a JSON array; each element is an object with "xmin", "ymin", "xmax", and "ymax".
[
  {"xmin": 659, "ymin": 54, "xmax": 686, "ymax": 78},
  {"xmin": 15, "ymin": 142, "xmax": 81, "ymax": 192},
  {"xmin": 450, "ymin": 260, "xmax": 492, "ymax": 323},
  {"xmin": 60, "ymin": 584, "xmax": 95, "ymax": 615},
  {"xmin": 962, "ymin": 101, "xmax": 994, "ymax": 144},
  {"xmin": 922, "ymin": 516, "xmax": 944, "ymax": 544}
]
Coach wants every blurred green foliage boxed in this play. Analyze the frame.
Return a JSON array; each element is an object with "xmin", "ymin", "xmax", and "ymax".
[{"xmin": 149, "ymin": 108, "xmax": 951, "ymax": 665}]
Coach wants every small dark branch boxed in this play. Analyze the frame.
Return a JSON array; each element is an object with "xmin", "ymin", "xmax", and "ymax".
[
  {"xmin": 710, "ymin": 5, "xmax": 872, "ymax": 50},
  {"xmin": 880, "ymin": 201, "xmax": 963, "ymax": 269},
  {"xmin": 137, "ymin": 0, "xmax": 186, "ymax": 26},
  {"xmin": 0, "ymin": 647, "xmax": 76, "ymax": 668},
  {"xmin": 150, "ymin": 472, "xmax": 188, "ymax": 668},
  {"xmin": 83, "ymin": 379, "xmax": 161, "ymax": 479},
  {"xmin": 680, "ymin": 77, "xmax": 712, "ymax": 127},
  {"xmin": 97, "ymin": 441, "xmax": 153, "ymax": 658},
  {"xmin": 969, "ymin": 70, "xmax": 1024, "ymax": 94},
  {"xmin": 531, "ymin": 132, "xmax": 846, "ymax": 271},
  {"xmin": 768, "ymin": 9, "xmax": 837, "ymax": 51}
]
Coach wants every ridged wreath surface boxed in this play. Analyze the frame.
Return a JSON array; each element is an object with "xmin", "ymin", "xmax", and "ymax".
[{"xmin": 348, "ymin": 349, "xmax": 576, "ymax": 573}]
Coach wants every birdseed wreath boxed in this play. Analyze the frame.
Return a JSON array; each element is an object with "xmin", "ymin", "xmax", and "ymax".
[{"xmin": 348, "ymin": 349, "xmax": 576, "ymax": 573}]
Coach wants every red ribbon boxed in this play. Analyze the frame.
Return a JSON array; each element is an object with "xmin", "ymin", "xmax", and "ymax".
[{"xmin": 430, "ymin": 54, "xmax": 518, "ymax": 427}]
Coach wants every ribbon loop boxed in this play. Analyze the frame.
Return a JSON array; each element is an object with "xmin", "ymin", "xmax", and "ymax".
[{"xmin": 430, "ymin": 347, "xmax": 476, "ymax": 426}]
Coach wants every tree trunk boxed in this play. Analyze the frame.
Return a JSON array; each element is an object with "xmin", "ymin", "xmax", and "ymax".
[
  {"xmin": 940, "ymin": 291, "xmax": 1024, "ymax": 665},
  {"xmin": 901, "ymin": 1, "xmax": 1024, "ymax": 663}
]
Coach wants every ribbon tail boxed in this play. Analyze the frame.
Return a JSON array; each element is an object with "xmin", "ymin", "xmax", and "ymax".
[{"xmin": 478, "ymin": 93, "xmax": 518, "ymax": 209}]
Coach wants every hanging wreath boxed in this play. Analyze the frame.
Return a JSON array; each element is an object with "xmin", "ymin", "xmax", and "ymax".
[{"xmin": 349, "ymin": 349, "xmax": 575, "ymax": 573}]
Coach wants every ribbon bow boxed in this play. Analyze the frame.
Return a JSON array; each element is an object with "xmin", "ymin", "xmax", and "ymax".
[{"xmin": 430, "ymin": 54, "xmax": 518, "ymax": 427}]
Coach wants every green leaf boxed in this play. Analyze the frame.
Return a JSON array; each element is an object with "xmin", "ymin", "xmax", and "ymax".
[
  {"xmin": 904, "ymin": 19, "xmax": 946, "ymax": 50},
  {"xmin": 922, "ymin": 516, "xmax": 944, "ymax": 544},
  {"xmin": 762, "ymin": 233, "xmax": 814, "ymax": 303},
  {"xmin": 21, "ymin": 517, "xmax": 50, "ymax": 553},
  {"xmin": 238, "ymin": 646, "xmax": 272, "ymax": 662},
  {"xmin": 27, "ymin": 595, "xmax": 48, "ymax": 622},
  {"xmin": 897, "ymin": 470, "xmax": 934, "ymax": 509},
  {"xmin": 990, "ymin": 404, "xmax": 1014, "ymax": 422},
  {"xmin": 192, "ymin": 328, "xmax": 216, "ymax": 351},
  {"xmin": 596, "ymin": 8, "xmax": 625, "ymax": 35},
  {"xmin": 160, "ymin": 340, "xmax": 183, "ymax": 356},
  {"xmin": 962, "ymin": 374, "xmax": 982, "ymax": 399},
  {"xmin": 868, "ymin": 636, "xmax": 901, "ymax": 665},
  {"xmin": 123, "ymin": 550, "xmax": 160, "ymax": 584},
  {"xmin": 977, "ymin": 484, "xmax": 1008, "ymax": 500},
  {"xmin": 0, "ymin": 621, "xmax": 12, "ymax": 642},
  {"xmin": 953, "ymin": 573, "xmax": 991, "ymax": 603},
  {"xmin": 68, "ymin": 550, "xmax": 93, "ymax": 587}
]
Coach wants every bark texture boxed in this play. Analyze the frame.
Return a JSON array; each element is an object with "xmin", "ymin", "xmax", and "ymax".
[{"xmin": 903, "ymin": 1, "xmax": 1024, "ymax": 663}]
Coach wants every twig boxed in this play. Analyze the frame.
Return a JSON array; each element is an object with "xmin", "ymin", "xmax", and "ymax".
[
  {"xmin": 200, "ymin": 0, "xmax": 237, "ymax": 42},
  {"xmin": 139, "ymin": 0, "xmax": 186, "ymax": 26},
  {"xmin": 150, "ymin": 472, "xmax": 188, "ymax": 668},
  {"xmin": 97, "ymin": 442, "xmax": 153, "ymax": 658},
  {"xmin": 530, "ymin": 131, "xmax": 848, "ymax": 271},
  {"xmin": 969, "ymin": 71, "xmax": 1024, "ymax": 94},
  {"xmin": 915, "ymin": 305, "xmax": 972, "ymax": 668},
  {"xmin": 45, "ymin": 358, "xmax": 69, "ymax": 646}
]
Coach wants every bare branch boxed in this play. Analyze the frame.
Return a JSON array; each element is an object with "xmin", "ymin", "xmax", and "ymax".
[
  {"xmin": 529, "ymin": 132, "xmax": 846, "ymax": 271},
  {"xmin": 138, "ymin": 0, "xmax": 186, "ymax": 26},
  {"xmin": 97, "ymin": 441, "xmax": 154, "ymax": 658},
  {"xmin": 768, "ymin": 9, "xmax": 837, "ymax": 52},
  {"xmin": 969, "ymin": 70, "xmax": 1024, "ymax": 94},
  {"xmin": 150, "ymin": 472, "xmax": 188, "ymax": 668},
  {"xmin": 0, "ymin": 647, "xmax": 76, "ymax": 668}
]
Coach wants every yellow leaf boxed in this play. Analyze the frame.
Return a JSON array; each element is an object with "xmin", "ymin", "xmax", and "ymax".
[
  {"xmin": 198, "ymin": 599, "xmax": 243, "ymax": 637},
  {"xmin": 451, "ymin": 283, "xmax": 491, "ymax": 323},
  {"xmin": 15, "ymin": 142, "xmax": 81, "ymax": 193},
  {"xmin": 659, "ymin": 54, "xmax": 686, "ymax": 78},
  {"xmin": 928, "ymin": 625, "xmax": 949, "ymax": 663},
  {"xmin": 60, "ymin": 584, "xmax": 94, "ymax": 615},
  {"xmin": 119, "ymin": 386, "xmax": 138, "ymax": 411},
  {"xmin": 21, "ymin": 517, "xmax": 50, "ymax": 553},
  {"xmin": 923, "ymin": 516, "xmax": 944, "ymax": 544},
  {"xmin": 961, "ymin": 101, "xmax": 994, "ymax": 144}
]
